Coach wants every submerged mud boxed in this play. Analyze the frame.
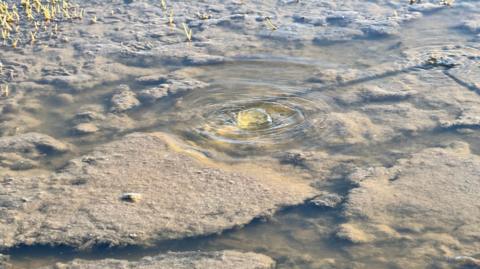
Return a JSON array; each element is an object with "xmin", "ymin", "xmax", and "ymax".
[
  {"xmin": 343, "ymin": 143, "xmax": 480, "ymax": 267},
  {"xmin": 1, "ymin": 0, "xmax": 480, "ymax": 268},
  {"xmin": 38, "ymin": 251, "xmax": 276, "ymax": 269}
]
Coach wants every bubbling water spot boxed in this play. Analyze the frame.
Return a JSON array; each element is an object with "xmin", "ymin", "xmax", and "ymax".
[
  {"xmin": 237, "ymin": 108, "xmax": 273, "ymax": 130},
  {"xmin": 196, "ymin": 100, "xmax": 311, "ymax": 146},
  {"xmin": 148, "ymin": 72, "xmax": 336, "ymax": 156},
  {"xmin": 169, "ymin": 87, "xmax": 327, "ymax": 155}
]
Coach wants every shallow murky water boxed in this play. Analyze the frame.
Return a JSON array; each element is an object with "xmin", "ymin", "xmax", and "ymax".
[{"xmin": 3, "ymin": 4, "xmax": 480, "ymax": 269}]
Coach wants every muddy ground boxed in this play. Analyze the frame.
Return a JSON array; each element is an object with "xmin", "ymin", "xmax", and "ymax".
[{"xmin": 1, "ymin": 0, "xmax": 480, "ymax": 268}]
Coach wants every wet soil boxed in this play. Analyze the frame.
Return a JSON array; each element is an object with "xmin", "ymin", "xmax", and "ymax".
[{"xmin": 1, "ymin": 0, "xmax": 480, "ymax": 268}]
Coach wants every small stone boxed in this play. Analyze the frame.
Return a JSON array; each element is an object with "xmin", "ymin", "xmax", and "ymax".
[{"xmin": 121, "ymin": 193, "xmax": 142, "ymax": 203}]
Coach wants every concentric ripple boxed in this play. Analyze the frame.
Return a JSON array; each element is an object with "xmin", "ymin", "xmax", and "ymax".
[
  {"xmin": 169, "ymin": 86, "xmax": 327, "ymax": 153},
  {"xmin": 446, "ymin": 59, "xmax": 480, "ymax": 92},
  {"xmin": 198, "ymin": 100, "xmax": 308, "ymax": 144}
]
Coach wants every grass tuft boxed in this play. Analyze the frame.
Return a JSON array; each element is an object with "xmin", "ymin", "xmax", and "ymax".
[
  {"xmin": 0, "ymin": 0, "xmax": 86, "ymax": 48},
  {"xmin": 182, "ymin": 22, "xmax": 192, "ymax": 41}
]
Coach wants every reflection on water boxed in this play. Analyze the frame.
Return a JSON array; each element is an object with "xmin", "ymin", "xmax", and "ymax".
[{"xmin": 4, "ymin": 5, "xmax": 480, "ymax": 269}]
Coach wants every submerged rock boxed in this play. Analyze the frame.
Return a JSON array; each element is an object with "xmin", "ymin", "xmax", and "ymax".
[
  {"xmin": 137, "ymin": 86, "xmax": 170, "ymax": 102},
  {"xmin": 137, "ymin": 76, "xmax": 209, "ymax": 103},
  {"xmin": 73, "ymin": 123, "xmax": 99, "ymax": 135},
  {"xmin": 335, "ymin": 223, "xmax": 373, "ymax": 244},
  {"xmin": 70, "ymin": 105, "xmax": 136, "ymax": 135},
  {"xmin": 74, "ymin": 110, "xmax": 106, "ymax": 123},
  {"xmin": 310, "ymin": 191, "xmax": 343, "ymax": 208},
  {"xmin": 40, "ymin": 251, "xmax": 275, "ymax": 269},
  {"xmin": 0, "ymin": 132, "xmax": 317, "ymax": 249},
  {"xmin": 0, "ymin": 133, "xmax": 71, "ymax": 158},
  {"xmin": 110, "ymin": 87, "xmax": 140, "ymax": 112},
  {"xmin": 39, "ymin": 74, "xmax": 97, "ymax": 92}
]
